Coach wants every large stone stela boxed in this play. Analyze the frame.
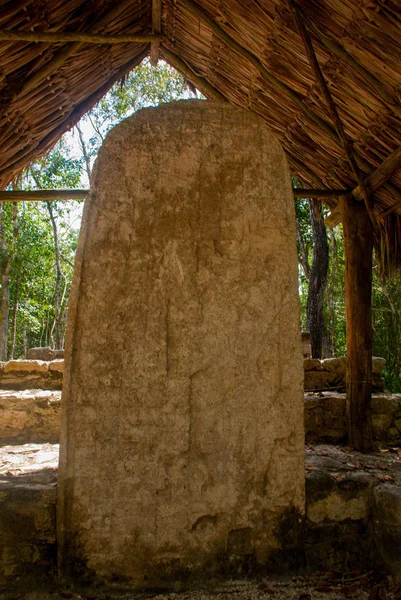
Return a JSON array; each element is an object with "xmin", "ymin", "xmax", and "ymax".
[{"xmin": 58, "ymin": 100, "xmax": 305, "ymax": 586}]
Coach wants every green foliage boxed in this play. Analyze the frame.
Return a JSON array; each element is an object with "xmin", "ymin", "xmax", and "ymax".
[{"xmin": 1, "ymin": 59, "xmax": 189, "ymax": 358}]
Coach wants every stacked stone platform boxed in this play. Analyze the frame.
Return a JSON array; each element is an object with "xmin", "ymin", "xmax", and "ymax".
[{"xmin": 0, "ymin": 358, "xmax": 400, "ymax": 586}]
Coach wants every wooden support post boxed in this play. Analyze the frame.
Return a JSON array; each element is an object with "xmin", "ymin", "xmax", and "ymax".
[
  {"xmin": 150, "ymin": 0, "xmax": 161, "ymax": 66},
  {"xmin": 340, "ymin": 194, "xmax": 373, "ymax": 452}
]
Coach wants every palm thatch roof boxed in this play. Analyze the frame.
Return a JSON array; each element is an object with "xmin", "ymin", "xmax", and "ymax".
[{"xmin": 1, "ymin": 0, "xmax": 401, "ymax": 271}]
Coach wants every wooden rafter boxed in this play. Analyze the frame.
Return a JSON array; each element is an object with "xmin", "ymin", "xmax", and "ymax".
[
  {"xmin": 150, "ymin": 0, "xmax": 162, "ymax": 66},
  {"xmin": 288, "ymin": 0, "xmax": 376, "ymax": 227},
  {"xmin": 14, "ymin": 0, "xmax": 138, "ymax": 99},
  {"xmin": 299, "ymin": 9, "xmax": 401, "ymax": 121},
  {"xmin": 326, "ymin": 143, "xmax": 401, "ymax": 226},
  {"xmin": 183, "ymin": 0, "xmax": 341, "ymax": 149},
  {"xmin": 161, "ymin": 47, "xmax": 228, "ymax": 102},
  {"xmin": 0, "ymin": 190, "xmax": 88, "ymax": 201},
  {"xmin": 0, "ymin": 31, "xmax": 162, "ymax": 44},
  {"xmin": 293, "ymin": 188, "xmax": 348, "ymax": 198}
]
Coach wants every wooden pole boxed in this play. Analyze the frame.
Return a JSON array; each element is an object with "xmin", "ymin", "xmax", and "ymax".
[
  {"xmin": 150, "ymin": 0, "xmax": 162, "ymax": 66},
  {"xmin": 340, "ymin": 194, "xmax": 373, "ymax": 452},
  {"xmin": 288, "ymin": 0, "xmax": 376, "ymax": 228},
  {"xmin": 0, "ymin": 30, "xmax": 163, "ymax": 44},
  {"xmin": 0, "ymin": 189, "xmax": 88, "ymax": 202},
  {"xmin": 292, "ymin": 188, "xmax": 348, "ymax": 198},
  {"xmin": 161, "ymin": 47, "xmax": 228, "ymax": 102},
  {"xmin": 15, "ymin": 0, "xmax": 138, "ymax": 99}
]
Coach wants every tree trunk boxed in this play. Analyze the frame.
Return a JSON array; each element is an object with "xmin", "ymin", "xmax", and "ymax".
[
  {"xmin": 0, "ymin": 202, "xmax": 10, "ymax": 361},
  {"xmin": 9, "ymin": 279, "xmax": 19, "ymax": 360},
  {"xmin": 306, "ymin": 199, "xmax": 329, "ymax": 358},
  {"xmin": 340, "ymin": 194, "xmax": 373, "ymax": 452},
  {"xmin": 46, "ymin": 201, "xmax": 63, "ymax": 349},
  {"xmin": 327, "ymin": 228, "xmax": 338, "ymax": 355}
]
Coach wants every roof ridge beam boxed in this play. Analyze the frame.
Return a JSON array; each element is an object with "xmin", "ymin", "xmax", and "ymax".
[
  {"xmin": 150, "ymin": 0, "xmax": 162, "ymax": 66},
  {"xmin": 161, "ymin": 46, "xmax": 228, "ymax": 102}
]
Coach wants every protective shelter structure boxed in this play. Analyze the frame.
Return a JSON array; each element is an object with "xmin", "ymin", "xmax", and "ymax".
[{"xmin": 1, "ymin": 4, "xmax": 401, "ymax": 456}]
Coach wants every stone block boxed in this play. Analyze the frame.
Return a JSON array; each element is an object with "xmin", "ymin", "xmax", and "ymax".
[
  {"xmin": 3, "ymin": 360, "xmax": 48, "ymax": 375},
  {"xmin": 304, "ymin": 358, "xmax": 323, "ymax": 371},
  {"xmin": 49, "ymin": 359, "xmax": 64, "ymax": 374},
  {"xmin": 304, "ymin": 370, "xmax": 340, "ymax": 391},
  {"xmin": 58, "ymin": 101, "xmax": 305, "ymax": 586},
  {"xmin": 0, "ymin": 390, "xmax": 61, "ymax": 443},
  {"xmin": 372, "ymin": 356, "xmax": 386, "ymax": 374},
  {"xmin": 373, "ymin": 484, "xmax": 401, "ymax": 582},
  {"xmin": 0, "ymin": 484, "xmax": 56, "ymax": 584},
  {"xmin": 371, "ymin": 394, "xmax": 401, "ymax": 415},
  {"xmin": 320, "ymin": 357, "xmax": 347, "ymax": 374},
  {"xmin": 28, "ymin": 347, "xmax": 65, "ymax": 361}
]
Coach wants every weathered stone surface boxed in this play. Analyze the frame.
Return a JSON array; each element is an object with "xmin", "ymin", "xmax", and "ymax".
[
  {"xmin": 305, "ymin": 392, "xmax": 401, "ymax": 446},
  {"xmin": 303, "ymin": 358, "xmax": 323, "ymax": 372},
  {"xmin": 320, "ymin": 357, "xmax": 347, "ymax": 374},
  {"xmin": 3, "ymin": 360, "xmax": 48, "ymax": 375},
  {"xmin": 49, "ymin": 359, "xmax": 64, "ymax": 373},
  {"xmin": 373, "ymin": 484, "xmax": 401, "ymax": 582},
  {"xmin": 304, "ymin": 370, "xmax": 338, "ymax": 391},
  {"xmin": 304, "ymin": 393, "xmax": 347, "ymax": 443},
  {"xmin": 0, "ymin": 360, "xmax": 63, "ymax": 390},
  {"xmin": 0, "ymin": 390, "xmax": 61, "ymax": 443},
  {"xmin": 58, "ymin": 101, "xmax": 305, "ymax": 586},
  {"xmin": 372, "ymin": 356, "xmax": 386, "ymax": 374},
  {"xmin": 0, "ymin": 443, "xmax": 58, "ymax": 585},
  {"xmin": 27, "ymin": 347, "xmax": 64, "ymax": 361},
  {"xmin": 305, "ymin": 444, "xmax": 401, "ymax": 574},
  {"xmin": 304, "ymin": 357, "xmax": 386, "ymax": 392}
]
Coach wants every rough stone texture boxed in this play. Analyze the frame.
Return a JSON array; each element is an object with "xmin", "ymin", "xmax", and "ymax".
[
  {"xmin": 305, "ymin": 444, "xmax": 401, "ymax": 574},
  {"xmin": 305, "ymin": 392, "xmax": 401, "ymax": 446},
  {"xmin": 2, "ymin": 443, "xmax": 401, "ymax": 584},
  {"xmin": 372, "ymin": 484, "xmax": 401, "ymax": 582},
  {"xmin": 58, "ymin": 101, "xmax": 304, "ymax": 586},
  {"xmin": 0, "ymin": 390, "xmax": 61, "ymax": 444},
  {"xmin": 0, "ymin": 360, "xmax": 63, "ymax": 390},
  {"xmin": 27, "ymin": 347, "xmax": 64, "ymax": 361},
  {"xmin": 0, "ymin": 444, "xmax": 58, "ymax": 585},
  {"xmin": 304, "ymin": 357, "xmax": 386, "ymax": 392}
]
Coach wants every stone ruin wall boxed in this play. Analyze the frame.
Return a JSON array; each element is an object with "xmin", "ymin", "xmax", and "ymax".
[{"xmin": 58, "ymin": 100, "xmax": 305, "ymax": 586}]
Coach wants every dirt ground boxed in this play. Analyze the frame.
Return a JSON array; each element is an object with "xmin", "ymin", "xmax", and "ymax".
[{"xmin": 0, "ymin": 572, "xmax": 400, "ymax": 600}]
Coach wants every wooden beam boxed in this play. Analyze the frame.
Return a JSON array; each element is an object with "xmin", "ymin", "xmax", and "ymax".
[
  {"xmin": 1, "ymin": 47, "xmax": 149, "ymax": 181},
  {"xmin": 161, "ymin": 47, "xmax": 228, "ymax": 102},
  {"xmin": 0, "ymin": 30, "xmax": 163, "ymax": 44},
  {"xmin": 183, "ymin": 0, "xmax": 341, "ymax": 148},
  {"xmin": 292, "ymin": 188, "xmax": 348, "ymax": 198},
  {"xmin": 288, "ymin": 0, "xmax": 376, "ymax": 228},
  {"xmin": 0, "ymin": 189, "xmax": 89, "ymax": 202},
  {"xmin": 325, "ymin": 144, "xmax": 401, "ymax": 226},
  {"xmin": 150, "ymin": 0, "xmax": 162, "ymax": 66},
  {"xmin": 353, "ymin": 144, "xmax": 401, "ymax": 202},
  {"xmin": 340, "ymin": 194, "xmax": 373, "ymax": 452},
  {"xmin": 16, "ymin": 0, "xmax": 138, "ymax": 99}
]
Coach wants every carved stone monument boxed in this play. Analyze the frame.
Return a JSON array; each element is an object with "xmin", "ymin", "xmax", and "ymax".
[{"xmin": 58, "ymin": 100, "xmax": 304, "ymax": 586}]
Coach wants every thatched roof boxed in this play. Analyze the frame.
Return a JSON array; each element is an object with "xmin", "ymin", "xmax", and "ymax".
[{"xmin": 1, "ymin": 0, "xmax": 401, "ymax": 270}]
